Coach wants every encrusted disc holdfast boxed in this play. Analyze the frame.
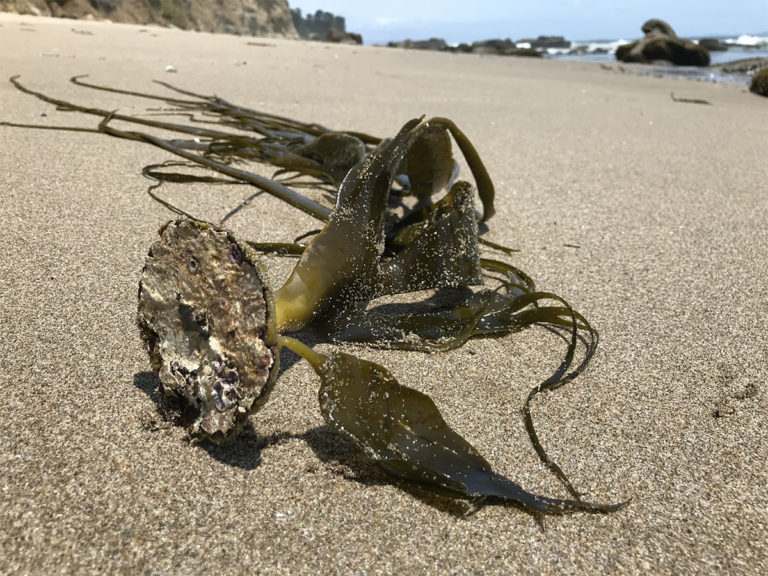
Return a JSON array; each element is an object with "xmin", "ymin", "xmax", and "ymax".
[{"xmin": 137, "ymin": 220, "xmax": 280, "ymax": 442}]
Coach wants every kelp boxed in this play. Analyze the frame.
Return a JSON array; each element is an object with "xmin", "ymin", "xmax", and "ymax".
[
  {"xmin": 280, "ymin": 336, "xmax": 622, "ymax": 515},
  {"xmin": 3, "ymin": 75, "xmax": 626, "ymax": 518}
]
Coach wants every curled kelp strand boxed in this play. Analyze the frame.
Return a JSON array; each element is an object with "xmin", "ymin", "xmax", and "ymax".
[
  {"xmin": 143, "ymin": 161, "xmax": 240, "ymax": 185},
  {"xmin": 140, "ymin": 161, "xmax": 246, "ymax": 222},
  {"xmin": 515, "ymin": 291, "xmax": 597, "ymax": 498},
  {"xmin": 479, "ymin": 258, "xmax": 536, "ymax": 292},
  {"xmin": 322, "ymin": 284, "xmax": 585, "ymax": 353},
  {"xmin": 423, "ymin": 117, "xmax": 495, "ymax": 222},
  {"xmin": 8, "ymin": 77, "xmax": 498, "ymax": 235},
  {"xmin": 71, "ymin": 74, "xmax": 199, "ymax": 107},
  {"xmin": 9, "ymin": 76, "xmax": 337, "ymax": 221},
  {"xmin": 9, "ymin": 75, "xmax": 237, "ymax": 141},
  {"xmin": 8, "ymin": 76, "xmax": 335, "ymax": 221},
  {"xmin": 478, "ymin": 237, "xmax": 520, "ymax": 255}
]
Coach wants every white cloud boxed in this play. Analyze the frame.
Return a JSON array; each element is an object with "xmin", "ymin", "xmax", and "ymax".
[{"xmin": 374, "ymin": 17, "xmax": 398, "ymax": 27}]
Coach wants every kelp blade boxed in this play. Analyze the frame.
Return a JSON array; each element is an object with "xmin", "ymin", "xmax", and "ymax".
[
  {"xmin": 274, "ymin": 118, "xmax": 421, "ymax": 332},
  {"xmin": 274, "ymin": 117, "xmax": 495, "ymax": 333},
  {"xmin": 312, "ymin": 349, "xmax": 623, "ymax": 515},
  {"xmin": 379, "ymin": 181, "xmax": 482, "ymax": 296},
  {"xmin": 317, "ymin": 288, "xmax": 611, "ymax": 505},
  {"xmin": 401, "ymin": 122, "xmax": 455, "ymax": 197},
  {"xmin": 323, "ymin": 286, "xmax": 570, "ymax": 353}
]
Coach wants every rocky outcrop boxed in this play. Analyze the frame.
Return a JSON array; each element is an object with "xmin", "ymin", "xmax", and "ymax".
[
  {"xmin": 568, "ymin": 45, "xmax": 609, "ymax": 55},
  {"xmin": 291, "ymin": 8, "xmax": 341, "ymax": 39},
  {"xmin": 456, "ymin": 38, "xmax": 541, "ymax": 57},
  {"xmin": 290, "ymin": 8, "xmax": 362, "ymax": 44},
  {"xmin": 713, "ymin": 57, "xmax": 768, "ymax": 75},
  {"xmin": 616, "ymin": 19, "xmax": 710, "ymax": 66},
  {"xmin": 324, "ymin": 27, "xmax": 361, "ymax": 45},
  {"xmin": 749, "ymin": 67, "xmax": 768, "ymax": 97},
  {"xmin": 386, "ymin": 37, "xmax": 542, "ymax": 57},
  {"xmin": 386, "ymin": 36, "xmax": 544, "ymax": 57},
  {"xmin": 697, "ymin": 38, "xmax": 729, "ymax": 52},
  {"xmin": 517, "ymin": 35, "xmax": 571, "ymax": 50},
  {"xmin": 0, "ymin": 0, "xmax": 45, "ymax": 15},
  {"xmin": 0, "ymin": 0, "xmax": 298, "ymax": 37},
  {"xmin": 387, "ymin": 38, "xmax": 448, "ymax": 51}
]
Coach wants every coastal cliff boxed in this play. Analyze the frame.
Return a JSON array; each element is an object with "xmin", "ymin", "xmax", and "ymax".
[{"xmin": 0, "ymin": 0, "xmax": 298, "ymax": 37}]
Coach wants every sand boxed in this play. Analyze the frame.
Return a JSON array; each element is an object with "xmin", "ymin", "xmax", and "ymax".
[{"xmin": 1, "ymin": 12, "xmax": 767, "ymax": 576}]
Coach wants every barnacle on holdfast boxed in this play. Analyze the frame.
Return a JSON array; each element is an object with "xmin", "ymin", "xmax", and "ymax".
[{"xmin": 137, "ymin": 220, "xmax": 280, "ymax": 442}]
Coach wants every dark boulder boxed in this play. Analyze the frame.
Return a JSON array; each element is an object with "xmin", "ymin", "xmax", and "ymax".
[
  {"xmin": 642, "ymin": 37, "xmax": 711, "ymax": 66},
  {"xmin": 507, "ymin": 47, "xmax": 543, "ymax": 58},
  {"xmin": 569, "ymin": 45, "xmax": 609, "ymax": 56},
  {"xmin": 471, "ymin": 38, "xmax": 515, "ymax": 54},
  {"xmin": 641, "ymin": 19, "xmax": 677, "ymax": 37},
  {"xmin": 617, "ymin": 19, "xmax": 710, "ymax": 66},
  {"xmin": 749, "ymin": 67, "xmax": 768, "ymax": 97},
  {"xmin": 698, "ymin": 38, "xmax": 729, "ymax": 51}
]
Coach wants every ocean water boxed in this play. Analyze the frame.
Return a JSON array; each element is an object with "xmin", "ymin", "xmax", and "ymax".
[{"xmin": 545, "ymin": 34, "xmax": 768, "ymax": 85}]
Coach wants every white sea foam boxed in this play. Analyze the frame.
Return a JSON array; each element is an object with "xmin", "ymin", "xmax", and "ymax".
[
  {"xmin": 590, "ymin": 39, "xmax": 630, "ymax": 53},
  {"xmin": 725, "ymin": 34, "xmax": 768, "ymax": 47},
  {"xmin": 545, "ymin": 47, "xmax": 570, "ymax": 55},
  {"xmin": 561, "ymin": 39, "xmax": 630, "ymax": 55}
]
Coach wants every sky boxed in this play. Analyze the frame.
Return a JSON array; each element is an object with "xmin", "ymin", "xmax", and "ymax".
[{"xmin": 289, "ymin": 1, "xmax": 768, "ymax": 45}]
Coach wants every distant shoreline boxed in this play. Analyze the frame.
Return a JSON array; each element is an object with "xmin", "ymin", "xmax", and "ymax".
[{"xmin": 2, "ymin": 11, "xmax": 766, "ymax": 86}]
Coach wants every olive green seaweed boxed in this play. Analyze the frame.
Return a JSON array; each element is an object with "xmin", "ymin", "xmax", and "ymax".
[
  {"xmin": 280, "ymin": 336, "xmax": 623, "ymax": 515},
  {"xmin": 3, "ymin": 75, "xmax": 626, "ymax": 518}
]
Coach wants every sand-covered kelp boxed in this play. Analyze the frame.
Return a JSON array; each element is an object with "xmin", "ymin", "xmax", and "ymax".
[{"xmin": 4, "ymin": 75, "xmax": 626, "ymax": 518}]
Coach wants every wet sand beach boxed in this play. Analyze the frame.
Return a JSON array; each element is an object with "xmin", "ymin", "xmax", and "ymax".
[{"xmin": 1, "ymin": 13, "xmax": 767, "ymax": 575}]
